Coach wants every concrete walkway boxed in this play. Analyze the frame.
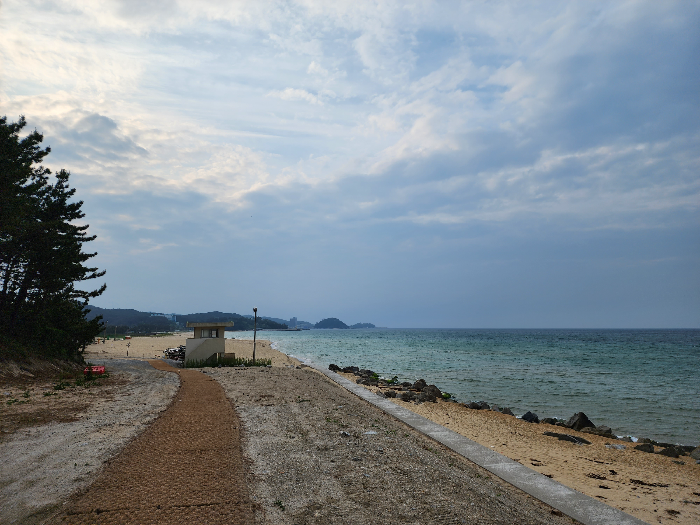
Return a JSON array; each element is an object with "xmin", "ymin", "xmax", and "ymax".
[
  {"xmin": 52, "ymin": 361, "xmax": 255, "ymax": 524},
  {"xmin": 312, "ymin": 365, "xmax": 649, "ymax": 525}
]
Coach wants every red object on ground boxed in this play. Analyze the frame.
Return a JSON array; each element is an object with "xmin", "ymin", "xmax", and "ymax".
[{"xmin": 84, "ymin": 365, "xmax": 105, "ymax": 376}]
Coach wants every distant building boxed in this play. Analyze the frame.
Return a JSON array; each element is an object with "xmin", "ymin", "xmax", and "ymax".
[
  {"xmin": 149, "ymin": 312, "xmax": 177, "ymax": 322},
  {"xmin": 290, "ymin": 317, "xmax": 297, "ymax": 328}
]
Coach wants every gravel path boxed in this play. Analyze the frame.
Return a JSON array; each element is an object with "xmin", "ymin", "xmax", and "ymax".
[
  {"xmin": 50, "ymin": 361, "xmax": 255, "ymax": 524},
  {"xmin": 212, "ymin": 366, "xmax": 576, "ymax": 525},
  {"xmin": 0, "ymin": 359, "xmax": 178, "ymax": 525}
]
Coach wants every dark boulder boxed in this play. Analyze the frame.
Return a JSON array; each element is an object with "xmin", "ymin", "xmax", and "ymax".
[
  {"xmin": 342, "ymin": 366, "xmax": 359, "ymax": 374},
  {"xmin": 634, "ymin": 443, "xmax": 655, "ymax": 453},
  {"xmin": 658, "ymin": 446, "xmax": 687, "ymax": 458},
  {"xmin": 478, "ymin": 401, "xmax": 490, "ymax": 410},
  {"xmin": 359, "ymin": 369, "xmax": 375, "ymax": 377},
  {"xmin": 501, "ymin": 407, "xmax": 515, "ymax": 416},
  {"xmin": 384, "ymin": 390, "xmax": 397, "ymax": 398},
  {"xmin": 399, "ymin": 391, "xmax": 416, "ymax": 402},
  {"xmin": 566, "ymin": 412, "xmax": 596, "ymax": 431},
  {"xmin": 541, "ymin": 418, "xmax": 558, "ymax": 425},
  {"xmin": 466, "ymin": 402, "xmax": 482, "ymax": 410},
  {"xmin": 401, "ymin": 381, "xmax": 412, "ymax": 387},
  {"xmin": 581, "ymin": 426, "xmax": 614, "ymax": 437},
  {"xmin": 328, "ymin": 364, "xmax": 341, "ymax": 372},
  {"xmin": 418, "ymin": 391, "xmax": 437, "ymax": 403},
  {"xmin": 412, "ymin": 379, "xmax": 427, "ymax": 391},
  {"xmin": 490, "ymin": 404, "xmax": 501, "ymax": 412},
  {"xmin": 691, "ymin": 447, "xmax": 700, "ymax": 461},
  {"xmin": 657, "ymin": 446, "xmax": 680, "ymax": 458},
  {"xmin": 423, "ymin": 385, "xmax": 441, "ymax": 399},
  {"xmin": 521, "ymin": 411, "xmax": 540, "ymax": 424}
]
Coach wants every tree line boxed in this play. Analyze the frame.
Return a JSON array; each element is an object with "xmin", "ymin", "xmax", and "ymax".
[{"xmin": 0, "ymin": 116, "xmax": 106, "ymax": 361}]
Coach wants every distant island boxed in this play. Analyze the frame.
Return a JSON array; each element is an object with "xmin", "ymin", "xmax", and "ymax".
[{"xmin": 314, "ymin": 318, "xmax": 376, "ymax": 329}]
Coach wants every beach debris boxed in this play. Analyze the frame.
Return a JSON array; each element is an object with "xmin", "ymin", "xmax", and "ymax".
[
  {"xmin": 339, "ymin": 431, "xmax": 350, "ymax": 437},
  {"xmin": 630, "ymin": 478, "xmax": 669, "ymax": 487},
  {"xmin": 543, "ymin": 431, "xmax": 591, "ymax": 445},
  {"xmin": 363, "ymin": 431, "xmax": 377, "ymax": 435},
  {"xmin": 566, "ymin": 412, "xmax": 595, "ymax": 431},
  {"xmin": 521, "ymin": 411, "xmax": 540, "ymax": 424}
]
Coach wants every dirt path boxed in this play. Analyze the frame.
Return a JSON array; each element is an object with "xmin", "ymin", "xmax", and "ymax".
[{"xmin": 51, "ymin": 361, "xmax": 255, "ymax": 524}]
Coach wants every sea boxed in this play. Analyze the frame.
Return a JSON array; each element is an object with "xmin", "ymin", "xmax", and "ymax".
[{"xmin": 226, "ymin": 328, "xmax": 699, "ymax": 446}]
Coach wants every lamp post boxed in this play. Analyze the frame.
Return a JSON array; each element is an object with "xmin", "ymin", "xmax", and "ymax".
[{"xmin": 252, "ymin": 307, "xmax": 258, "ymax": 364}]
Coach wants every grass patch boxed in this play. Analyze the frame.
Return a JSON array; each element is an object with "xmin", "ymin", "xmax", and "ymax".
[{"xmin": 185, "ymin": 356, "xmax": 272, "ymax": 368}]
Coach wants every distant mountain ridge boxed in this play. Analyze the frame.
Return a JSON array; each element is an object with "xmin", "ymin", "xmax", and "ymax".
[
  {"xmin": 85, "ymin": 307, "xmax": 287, "ymax": 333},
  {"xmin": 85, "ymin": 307, "xmax": 375, "ymax": 333}
]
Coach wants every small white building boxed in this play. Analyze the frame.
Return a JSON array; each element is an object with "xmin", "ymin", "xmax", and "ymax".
[{"xmin": 185, "ymin": 321, "xmax": 233, "ymax": 363}]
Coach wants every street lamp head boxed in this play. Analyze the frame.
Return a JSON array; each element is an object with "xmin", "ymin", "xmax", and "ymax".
[{"xmin": 253, "ymin": 307, "xmax": 257, "ymax": 313}]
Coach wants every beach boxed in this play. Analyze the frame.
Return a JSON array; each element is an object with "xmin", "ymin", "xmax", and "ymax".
[
  {"xmin": 1, "ymin": 334, "xmax": 698, "ymax": 524},
  {"xmin": 86, "ymin": 334, "xmax": 700, "ymax": 524}
]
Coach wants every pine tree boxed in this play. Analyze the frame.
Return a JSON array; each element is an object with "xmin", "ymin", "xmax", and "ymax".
[{"xmin": 0, "ymin": 116, "xmax": 106, "ymax": 360}]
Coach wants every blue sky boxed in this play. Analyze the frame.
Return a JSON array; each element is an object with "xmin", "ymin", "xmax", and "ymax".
[{"xmin": 1, "ymin": 1, "xmax": 698, "ymax": 327}]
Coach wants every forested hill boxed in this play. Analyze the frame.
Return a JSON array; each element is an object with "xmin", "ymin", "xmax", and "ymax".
[{"xmin": 85, "ymin": 307, "xmax": 287, "ymax": 333}]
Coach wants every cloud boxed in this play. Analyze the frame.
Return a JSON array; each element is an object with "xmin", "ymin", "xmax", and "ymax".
[
  {"xmin": 267, "ymin": 87, "xmax": 323, "ymax": 105},
  {"xmin": 3, "ymin": 0, "xmax": 698, "ymax": 325}
]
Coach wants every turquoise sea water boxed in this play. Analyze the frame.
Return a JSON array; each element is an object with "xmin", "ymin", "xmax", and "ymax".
[{"xmin": 226, "ymin": 329, "xmax": 699, "ymax": 446}]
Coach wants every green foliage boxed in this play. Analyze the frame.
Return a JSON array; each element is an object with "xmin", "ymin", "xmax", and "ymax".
[
  {"xmin": 0, "ymin": 116, "xmax": 106, "ymax": 361},
  {"xmin": 184, "ymin": 356, "xmax": 272, "ymax": 368}
]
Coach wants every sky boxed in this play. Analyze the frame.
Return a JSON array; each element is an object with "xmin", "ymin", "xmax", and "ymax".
[{"xmin": 1, "ymin": 1, "xmax": 698, "ymax": 328}]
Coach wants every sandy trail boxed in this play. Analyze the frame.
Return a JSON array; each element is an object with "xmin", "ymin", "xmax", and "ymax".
[{"xmin": 50, "ymin": 361, "xmax": 255, "ymax": 524}]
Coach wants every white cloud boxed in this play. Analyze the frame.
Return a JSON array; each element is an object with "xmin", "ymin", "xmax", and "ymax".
[{"xmin": 267, "ymin": 87, "xmax": 323, "ymax": 105}]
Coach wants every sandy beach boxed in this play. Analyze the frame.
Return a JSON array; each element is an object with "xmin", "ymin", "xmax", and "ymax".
[
  {"xmin": 2, "ymin": 335, "xmax": 697, "ymax": 523},
  {"xmin": 85, "ymin": 333, "xmax": 301, "ymax": 367},
  {"xmin": 337, "ymin": 373, "xmax": 700, "ymax": 525}
]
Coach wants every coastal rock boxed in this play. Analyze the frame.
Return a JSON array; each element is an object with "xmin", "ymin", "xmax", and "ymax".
[
  {"xmin": 501, "ymin": 407, "xmax": 515, "ymax": 416},
  {"xmin": 401, "ymin": 382, "xmax": 412, "ymax": 388},
  {"xmin": 359, "ymin": 369, "xmax": 375, "ymax": 377},
  {"xmin": 418, "ymin": 391, "xmax": 437, "ymax": 403},
  {"xmin": 384, "ymin": 390, "xmax": 397, "ymax": 398},
  {"xmin": 543, "ymin": 432, "xmax": 591, "ymax": 445},
  {"xmin": 566, "ymin": 412, "xmax": 595, "ymax": 431},
  {"xmin": 634, "ymin": 443, "xmax": 655, "ymax": 453},
  {"xmin": 581, "ymin": 426, "xmax": 614, "ymax": 437},
  {"xmin": 521, "ymin": 411, "xmax": 539, "ymax": 424},
  {"xmin": 399, "ymin": 391, "xmax": 416, "ymax": 402},
  {"xmin": 691, "ymin": 447, "xmax": 700, "ymax": 461},
  {"xmin": 490, "ymin": 405, "xmax": 501, "ymax": 412},
  {"xmin": 412, "ymin": 379, "xmax": 427, "ymax": 391},
  {"xmin": 342, "ymin": 366, "xmax": 359, "ymax": 374},
  {"xmin": 477, "ymin": 401, "xmax": 490, "ymax": 410},
  {"xmin": 541, "ymin": 418, "xmax": 558, "ymax": 425},
  {"xmin": 466, "ymin": 402, "xmax": 482, "ymax": 410},
  {"xmin": 658, "ymin": 446, "xmax": 687, "ymax": 458},
  {"xmin": 423, "ymin": 385, "xmax": 441, "ymax": 399},
  {"xmin": 328, "ymin": 364, "xmax": 341, "ymax": 372}
]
